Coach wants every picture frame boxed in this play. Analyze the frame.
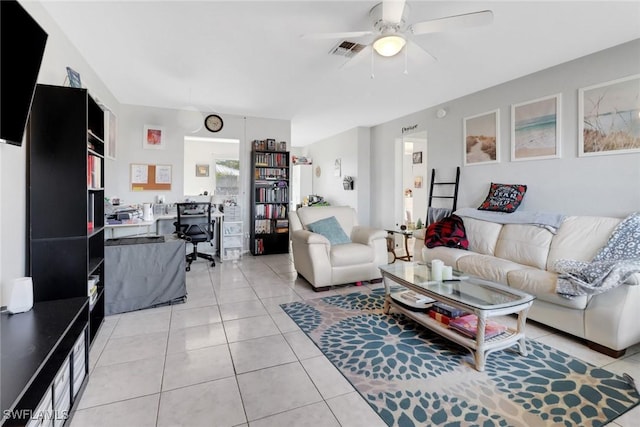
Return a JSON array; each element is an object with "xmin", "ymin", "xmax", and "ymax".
[
  {"xmin": 412, "ymin": 151, "xmax": 423, "ymax": 164},
  {"xmin": 579, "ymin": 74, "xmax": 640, "ymax": 157},
  {"xmin": 334, "ymin": 158, "xmax": 341, "ymax": 177},
  {"xmin": 511, "ymin": 94, "xmax": 561, "ymax": 161},
  {"xmin": 414, "ymin": 176, "xmax": 423, "ymax": 188},
  {"xmin": 143, "ymin": 125, "xmax": 165, "ymax": 149},
  {"xmin": 104, "ymin": 107, "xmax": 117, "ymax": 159},
  {"xmin": 196, "ymin": 164, "xmax": 209, "ymax": 177},
  {"xmin": 463, "ymin": 109, "xmax": 500, "ymax": 166}
]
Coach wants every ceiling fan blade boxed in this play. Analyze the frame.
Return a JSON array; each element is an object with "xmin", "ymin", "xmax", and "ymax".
[
  {"xmin": 301, "ymin": 31, "xmax": 373, "ymax": 40},
  {"xmin": 382, "ymin": 0, "xmax": 407, "ymax": 23},
  {"xmin": 410, "ymin": 10, "xmax": 493, "ymax": 35},
  {"xmin": 339, "ymin": 45, "xmax": 372, "ymax": 69}
]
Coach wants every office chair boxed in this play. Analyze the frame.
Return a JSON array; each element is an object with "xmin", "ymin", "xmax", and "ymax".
[{"xmin": 175, "ymin": 202, "xmax": 216, "ymax": 271}]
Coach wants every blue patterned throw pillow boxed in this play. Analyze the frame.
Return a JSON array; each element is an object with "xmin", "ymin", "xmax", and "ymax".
[{"xmin": 307, "ymin": 216, "xmax": 351, "ymax": 245}]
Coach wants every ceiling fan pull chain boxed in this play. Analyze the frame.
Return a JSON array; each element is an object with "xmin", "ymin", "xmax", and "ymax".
[
  {"xmin": 370, "ymin": 47, "xmax": 375, "ymax": 79},
  {"xmin": 404, "ymin": 43, "xmax": 409, "ymax": 75}
]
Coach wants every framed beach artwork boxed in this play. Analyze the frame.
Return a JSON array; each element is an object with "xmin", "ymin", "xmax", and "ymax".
[
  {"xmin": 511, "ymin": 94, "xmax": 561, "ymax": 161},
  {"xmin": 579, "ymin": 74, "xmax": 640, "ymax": 157},
  {"xmin": 143, "ymin": 125, "xmax": 165, "ymax": 150},
  {"xmin": 463, "ymin": 109, "xmax": 500, "ymax": 166}
]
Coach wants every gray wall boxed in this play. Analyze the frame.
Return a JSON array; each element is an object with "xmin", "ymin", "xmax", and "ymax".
[{"xmin": 370, "ymin": 39, "xmax": 640, "ymax": 229}]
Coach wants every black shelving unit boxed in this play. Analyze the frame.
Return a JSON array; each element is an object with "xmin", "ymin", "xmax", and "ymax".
[
  {"xmin": 250, "ymin": 146, "xmax": 290, "ymax": 255},
  {"xmin": 27, "ymin": 84, "xmax": 105, "ymax": 344}
]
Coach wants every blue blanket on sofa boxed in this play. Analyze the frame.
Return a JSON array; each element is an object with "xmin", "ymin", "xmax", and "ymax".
[{"xmin": 555, "ymin": 212, "xmax": 640, "ymax": 298}]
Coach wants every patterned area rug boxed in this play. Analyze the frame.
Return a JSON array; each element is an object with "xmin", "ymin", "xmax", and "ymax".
[{"xmin": 281, "ymin": 289, "xmax": 639, "ymax": 427}]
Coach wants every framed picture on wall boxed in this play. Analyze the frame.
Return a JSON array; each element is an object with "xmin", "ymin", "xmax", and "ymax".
[
  {"xmin": 143, "ymin": 125, "xmax": 165, "ymax": 150},
  {"xmin": 511, "ymin": 94, "xmax": 561, "ymax": 161},
  {"xmin": 196, "ymin": 164, "xmax": 209, "ymax": 177},
  {"xmin": 104, "ymin": 107, "xmax": 117, "ymax": 159},
  {"xmin": 579, "ymin": 74, "xmax": 640, "ymax": 157},
  {"xmin": 463, "ymin": 109, "xmax": 500, "ymax": 166},
  {"xmin": 414, "ymin": 176, "xmax": 423, "ymax": 188},
  {"xmin": 412, "ymin": 151, "xmax": 423, "ymax": 164}
]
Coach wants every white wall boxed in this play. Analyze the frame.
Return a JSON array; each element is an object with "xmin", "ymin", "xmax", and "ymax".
[
  {"xmin": 0, "ymin": 1, "xmax": 120, "ymax": 306},
  {"xmin": 370, "ymin": 39, "xmax": 640, "ymax": 229},
  {"xmin": 303, "ymin": 127, "xmax": 371, "ymax": 224}
]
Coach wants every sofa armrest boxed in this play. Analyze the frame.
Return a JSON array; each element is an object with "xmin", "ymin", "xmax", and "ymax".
[
  {"xmin": 351, "ymin": 226, "xmax": 386, "ymax": 246},
  {"xmin": 413, "ymin": 229, "xmax": 426, "ymax": 262},
  {"xmin": 292, "ymin": 229, "xmax": 330, "ymax": 246}
]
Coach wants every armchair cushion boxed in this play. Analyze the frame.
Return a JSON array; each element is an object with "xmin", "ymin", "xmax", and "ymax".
[
  {"xmin": 307, "ymin": 216, "xmax": 351, "ymax": 245},
  {"xmin": 331, "ymin": 243, "xmax": 375, "ymax": 267}
]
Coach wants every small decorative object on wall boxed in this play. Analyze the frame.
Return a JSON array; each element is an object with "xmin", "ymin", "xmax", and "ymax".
[
  {"xmin": 104, "ymin": 107, "xmax": 117, "ymax": 159},
  {"xmin": 463, "ymin": 109, "xmax": 500, "ymax": 166},
  {"xmin": 334, "ymin": 158, "xmax": 341, "ymax": 177},
  {"xmin": 579, "ymin": 74, "xmax": 640, "ymax": 157},
  {"xmin": 414, "ymin": 176, "xmax": 423, "ymax": 188},
  {"xmin": 196, "ymin": 164, "xmax": 209, "ymax": 177},
  {"xmin": 315, "ymin": 165, "xmax": 322, "ymax": 177},
  {"xmin": 511, "ymin": 94, "xmax": 561, "ymax": 161},
  {"xmin": 143, "ymin": 125, "xmax": 165, "ymax": 149},
  {"xmin": 65, "ymin": 66, "xmax": 82, "ymax": 88},
  {"xmin": 412, "ymin": 151, "xmax": 423, "ymax": 164}
]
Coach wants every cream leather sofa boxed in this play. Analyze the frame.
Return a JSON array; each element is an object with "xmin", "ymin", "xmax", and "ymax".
[
  {"xmin": 290, "ymin": 206, "xmax": 388, "ymax": 290},
  {"xmin": 413, "ymin": 215, "xmax": 640, "ymax": 356}
]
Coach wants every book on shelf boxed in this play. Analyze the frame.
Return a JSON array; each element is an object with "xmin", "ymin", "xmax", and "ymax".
[
  {"xmin": 428, "ymin": 310, "xmax": 453, "ymax": 325},
  {"xmin": 448, "ymin": 314, "xmax": 507, "ymax": 339},
  {"xmin": 431, "ymin": 302, "xmax": 468, "ymax": 319}
]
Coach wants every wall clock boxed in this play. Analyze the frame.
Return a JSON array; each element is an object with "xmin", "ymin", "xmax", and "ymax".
[
  {"xmin": 315, "ymin": 166, "xmax": 321, "ymax": 177},
  {"xmin": 204, "ymin": 114, "xmax": 223, "ymax": 132}
]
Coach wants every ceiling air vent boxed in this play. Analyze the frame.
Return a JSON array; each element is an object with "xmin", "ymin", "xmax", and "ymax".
[{"xmin": 329, "ymin": 40, "xmax": 367, "ymax": 58}]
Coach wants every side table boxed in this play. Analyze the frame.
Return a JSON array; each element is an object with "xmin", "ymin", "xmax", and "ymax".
[{"xmin": 385, "ymin": 229, "xmax": 414, "ymax": 262}]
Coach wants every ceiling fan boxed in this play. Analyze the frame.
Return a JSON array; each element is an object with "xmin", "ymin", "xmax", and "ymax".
[{"xmin": 303, "ymin": 0, "xmax": 493, "ymax": 67}]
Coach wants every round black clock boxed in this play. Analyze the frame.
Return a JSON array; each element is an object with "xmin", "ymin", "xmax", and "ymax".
[{"xmin": 204, "ymin": 114, "xmax": 223, "ymax": 132}]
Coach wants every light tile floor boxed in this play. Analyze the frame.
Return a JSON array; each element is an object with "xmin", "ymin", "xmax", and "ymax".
[{"xmin": 71, "ymin": 254, "xmax": 640, "ymax": 426}]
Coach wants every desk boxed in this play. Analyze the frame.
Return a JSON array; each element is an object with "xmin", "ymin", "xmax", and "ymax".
[
  {"xmin": 105, "ymin": 219, "xmax": 155, "ymax": 238},
  {"xmin": 385, "ymin": 229, "xmax": 414, "ymax": 262}
]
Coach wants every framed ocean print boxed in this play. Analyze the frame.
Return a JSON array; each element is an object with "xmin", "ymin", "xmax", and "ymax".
[
  {"xmin": 143, "ymin": 125, "xmax": 165, "ymax": 150},
  {"xmin": 511, "ymin": 94, "xmax": 561, "ymax": 161},
  {"xmin": 579, "ymin": 74, "xmax": 640, "ymax": 157},
  {"xmin": 463, "ymin": 109, "xmax": 500, "ymax": 166}
]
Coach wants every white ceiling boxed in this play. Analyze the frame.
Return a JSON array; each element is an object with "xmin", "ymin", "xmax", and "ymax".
[{"xmin": 40, "ymin": 1, "xmax": 640, "ymax": 146}]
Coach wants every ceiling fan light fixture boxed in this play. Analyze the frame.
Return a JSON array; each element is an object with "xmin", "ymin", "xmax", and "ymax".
[{"xmin": 372, "ymin": 34, "xmax": 406, "ymax": 57}]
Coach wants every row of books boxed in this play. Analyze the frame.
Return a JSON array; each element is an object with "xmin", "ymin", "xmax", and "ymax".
[
  {"xmin": 253, "ymin": 139, "xmax": 287, "ymax": 152},
  {"xmin": 254, "ymin": 203, "xmax": 288, "ymax": 219},
  {"xmin": 254, "ymin": 152, "xmax": 288, "ymax": 167},
  {"xmin": 255, "ymin": 187, "xmax": 289, "ymax": 203},
  {"xmin": 88, "ymin": 275, "xmax": 99, "ymax": 310},
  {"xmin": 254, "ymin": 238, "xmax": 265, "ymax": 255},
  {"xmin": 87, "ymin": 154, "xmax": 102, "ymax": 188},
  {"xmin": 428, "ymin": 302, "xmax": 507, "ymax": 339},
  {"xmin": 255, "ymin": 168, "xmax": 288, "ymax": 180}
]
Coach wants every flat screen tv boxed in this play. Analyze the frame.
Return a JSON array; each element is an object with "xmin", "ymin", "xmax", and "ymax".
[{"xmin": 0, "ymin": 0, "xmax": 48, "ymax": 146}]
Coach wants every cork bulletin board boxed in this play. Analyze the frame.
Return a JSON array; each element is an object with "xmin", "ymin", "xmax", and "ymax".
[{"xmin": 130, "ymin": 163, "xmax": 172, "ymax": 191}]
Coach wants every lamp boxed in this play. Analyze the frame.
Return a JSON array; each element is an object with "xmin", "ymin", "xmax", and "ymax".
[{"xmin": 372, "ymin": 34, "xmax": 406, "ymax": 57}]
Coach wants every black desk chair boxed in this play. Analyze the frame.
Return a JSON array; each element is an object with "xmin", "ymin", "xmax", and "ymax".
[{"xmin": 175, "ymin": 202, "xmax": 216, "ymax": 271}]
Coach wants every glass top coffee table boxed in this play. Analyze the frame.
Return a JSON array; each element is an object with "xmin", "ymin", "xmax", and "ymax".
[{"xmin": 379, "ymin": 262, "xmax": 535, "ymax": 371}]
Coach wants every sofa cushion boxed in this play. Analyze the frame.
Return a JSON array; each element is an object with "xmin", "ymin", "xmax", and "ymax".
[
  {"xmin": 494, "ymin": 224, "xmax": 553, "ymax": 270},
  {"xmin": 297, "ymin": 206, "xmax": 357, "ymax": 235},
  {"xmin": 421, "ymin": 246, "xmax": 472, "ymax": 268},
  {"xmin": 330, "ymin": 243, "xmax": 374, "ymax": 267},
  {"xmin": 307, "ymin": 216, "xmax": 351, "ymax": 245},
  {"xmin": 478, "ymin": 183, "xmax": 527, "ymax": 213},
  {"xmin": 507, "ymin": 268, "xmax": 589, "ymax": 309},
  {"xmin": 547, "ymin": 216, "xmax": 621, "ymax": 272},
  {"xmin": 462, "ymin": 217, "xmax": 503, "ymax": 256},
  {"xmin": 456, "ymin": 254, "xmax": 526, "ymax": 285}
]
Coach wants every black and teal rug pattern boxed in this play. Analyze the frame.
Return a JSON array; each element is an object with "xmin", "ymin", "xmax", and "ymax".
[{"xmin": 281, "ymin": 289, "xmax": 639, "ymax": 427}]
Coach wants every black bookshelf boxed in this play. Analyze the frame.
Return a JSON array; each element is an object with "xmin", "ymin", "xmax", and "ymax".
[
  {"xmin": 27, "ymin": 84, "xmax": 105, "ymax": 343},
  {"xmin": 250, "ymin": 145, "xmax": 290, "ymax": 255}
]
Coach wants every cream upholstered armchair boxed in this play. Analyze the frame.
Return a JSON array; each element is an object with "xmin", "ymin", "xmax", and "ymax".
[{"xmin": 290, "ymin": 206, "xmax": 388, "ymax": 291}]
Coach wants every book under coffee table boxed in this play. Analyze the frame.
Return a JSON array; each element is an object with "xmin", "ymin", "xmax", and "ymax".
[{"xmin": 379, "ymin": 262, "xmax": 535, "ymax": 371}]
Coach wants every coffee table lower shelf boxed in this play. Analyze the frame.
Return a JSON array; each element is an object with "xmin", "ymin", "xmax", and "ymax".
[{"xmin": 385, "ymin": 298, "xmax": 527, "ymax": 372}]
